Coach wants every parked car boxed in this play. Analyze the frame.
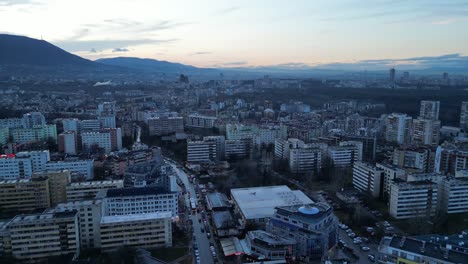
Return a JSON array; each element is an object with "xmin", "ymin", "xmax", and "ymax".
[
  {"xmin": 368, "ymin": 254, "xmax": 375, "ymax": 262},
  {"xmin": 361, "ymin": 246, "xmax": 370, "ymax": 251}
]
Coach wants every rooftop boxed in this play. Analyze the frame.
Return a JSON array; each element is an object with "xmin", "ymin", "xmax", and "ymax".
[
  {"xmin": 206, "ymin": 192, "xmax": 231, "ymax": 209},
  {"xmin": 68, "ymin": 180, "xmax": 123, "ymax": 187},
  {"xmin": 230, "ymin": 185, "xmax": 313, "ymax": 220},
  {"xmin": 100, "ymin": 212, "xmax": 172, "ymax": 224},
  {"xmin": 106, "ymin": 186, "xmax": 174, "ymax": 198}
]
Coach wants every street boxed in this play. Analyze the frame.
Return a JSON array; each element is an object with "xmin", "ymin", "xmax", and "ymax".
[{"xmin": 167, "ymin": 160, "xmax": 217, "ymax": 264}]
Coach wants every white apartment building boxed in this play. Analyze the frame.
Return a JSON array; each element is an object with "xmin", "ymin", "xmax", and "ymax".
[
  {"xmin": 81, "ymin": 119, "xmax": 101, "ymax": 132},
  {"xmin": 185, "ymin": 114, "xmax": 217, "ymax": 128},
  {"xmin": 4, "ymin": 211, "xmax": 80, "ymax": 261},
  {"xmin": 376, "ymin": 163, "xmax": 406, "ymax": 197},
  {"xmin": 0, "ymin": 118, "xmax": 23, "ymax": 129},
  {"xmin": 16, "ymin": 150, "xmax": 50, "ymax": 172},
  {"xmin": 0, "ymin": 127, "xmax": 8, "ymax": 146},
  {"xmin": 339, "ymin": 140, "xmax": 363, "ymax": 162},
  {"xmin": 0, "ymin": 154, "xmax": 33, "ymax": 180},
  {"xmin": 352, "ymin": 162, "xmax": 384, "ymax": 198},
  {"xmin": 103, "ymin": 187, "xmax": 178, "ymax": 217},
  {"xmin": 148, "ymin": 116, "xmax": 184, "ymax": 136},
  {"xmin": 412, "ymin": 118, "xmax": 441, "ymax": 146},
  {"xmin": 62, "ymin": 118, "xmax": 81, "ymax": 133},
  {"xmin": 438, "ymin": 171, "xmax": 468, "ymax": 214},
  {"xmin": 385, "ymin": 113, "xmax": 412, "ymax": 144},
  {"xmin": 393, "ymin": 147, "xmax": 429, "ymax": 172},
  {"xmin": 53, "ymin": 200, "xmax": 104, "ymax": 249},
  {"xmin": 11, "ymin": 124, "xmax": 57, "ymax": 144},
  {"xmin": 419, "ymin": 100, "xmax": 440, "ymax": 120},
  {"xmin": 81, "ymin": 128, "xmax": 122, "ymax": 153},
  {"xmin": 389, "ymin": 180, "xmax": 438, "ymax": 219},
  {"xmin": 59, "ymin": 131, "xmax": 77, "ymax": 155},
  {"xmin": 187, "ymin": 140, "xmax": 217, "ymax": 163},
  {"xmin": 100, "ymin": 212, "xmax": 172, "ymax": 252},
  {"xmin": 45, "ymin": 159, "xmax": 94, "ymax": 180},
  {"xmin": 327, "ymin": 145, "xmax": 355, "ymax": 167},
  {"xmin": 274, "ymin": 138, "xmax": 305, "ymax": 160},
  {"xmin": 66, "ymin": 180, "xmax": 124, "ymax": 202},
  {"xmin": 203, "ymin": 135, "xmax": 225, "ymax": 160},
  {"xmin": 460, "ymin": 101, "xmax": 468, "ymax": 131},
  {"xmin": 289, "ymin": 147, "xmax": 321, "ymax": 174},
  {"xmin": 98, "ymin": 115, "xmax": 116, "ymax": 129}
]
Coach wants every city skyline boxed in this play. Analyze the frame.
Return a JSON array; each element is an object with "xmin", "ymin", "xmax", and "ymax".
[{"xmin": 1, "ymin": 0, "xmax": 467, "ymax": 70}]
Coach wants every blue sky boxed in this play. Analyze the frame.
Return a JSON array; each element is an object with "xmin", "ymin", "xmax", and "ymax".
[{"xmin": 0, "ymin": 0, "xmax": 467, "ymax": 69}]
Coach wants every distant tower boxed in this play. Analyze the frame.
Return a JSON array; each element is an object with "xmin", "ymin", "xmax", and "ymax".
[
  {"xmin": 403, "ymin": 71, "xmax": 410, "ymax": 80},
  {"xmin": 443, "ymin": 72, "xmax": 449, "ymax": 84},
  {"xmin": 389, "ymin": 68, "xmax": 396, "ymax": 82},
  {"xmin": 419, "ymin": 100, "xmax": 440, "ymax": 120},
  {"xmin": 460, "ymin": 102, "xmax": 468, "ymax": 131}
]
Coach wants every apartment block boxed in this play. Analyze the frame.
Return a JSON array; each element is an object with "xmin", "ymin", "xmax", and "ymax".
[
  {"xmin": 352, "ymin": 162, "xmax": 384, "ymax": 198},
  {"xmin": 389, "ymin": 180, "xmax": 438, "ymax": 219},
  {"xmin": 0, "ymin": 177, "xmax": 50, "ymax": 213},
  {"xmin": 32, "ymin": 170, "xmax": 71, "ymax": 206},
  {"xmin": 66, "ymin": 180, "xmax": 124, "ymax": 202}
]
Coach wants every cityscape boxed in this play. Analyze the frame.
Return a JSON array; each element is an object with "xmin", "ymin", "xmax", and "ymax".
[{"xmin": 1, "ymin": 1, "xmax": 468, "ymax": 264}]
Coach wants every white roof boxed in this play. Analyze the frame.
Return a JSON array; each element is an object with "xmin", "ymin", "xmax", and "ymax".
[
  {"xmin": 101, "ymin": 212, "xmax": 172, "ymax": 224},
  {"xmin": 230, "ymin": 185, "xmax": 313, "ymax": 220}
]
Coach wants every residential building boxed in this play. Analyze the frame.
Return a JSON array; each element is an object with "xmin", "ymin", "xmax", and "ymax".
[
  {"xmin": 62, "ymin": 118, "xmax": 80, "ymax": 133},
  {"xmin": 102, "ymin": 187, "xmax": 178, "ymax": 217},
  {"xmin": 393, "ymin": 146, "xmax": 431, "ymax": 172},
  {"xmin": 376, "ymin": 163, "xmax": 406, "ymax": 197},
  {"xmin": 203, "ymin": 135, "xmax": 226, "ymax": 160},
  {"xmin": 148, "ymin": 116, "xmax": 184, "ymax": 136},
  {"xmin": 385, "ymin": 113, "xmax": 412, "ymax": 144},
  {"xmin": 419, "ymin": 100, "xmax": 440, "ymax": 120},
  {"xmin": 460, "ymin": 101, "xmax": 468, "ymax": 131},
  {"xmin": 389, "ymin": 180, "xmax": 438, "ymax": 219},
  {"xmin": 3, "ymin": 211, "xmax": 80, "ymax": 261},
  {"xmin": 434, "ymin": 143, "xmax": 468, "ymax": 174},
  {"xmin": 187, "ymin": 140, "xmax": 217, "ymax": 163},
  {"xmin": 15, "ymin": 150, "xmax": 50, "ymax": 172},
  {"xmin": 289, "ymin": 147, "xmax": 321, "ymax": 173},
  {"xmin": 32, "ymin": 170, "xmax": 71, "ymax": 206},
  {"xmin": 66, "ymin": 180, "xmax": 124, "ymax": 202},
  {"xmin": 185, "ymin": 114, "xmax": 217, "ymax": 128},
  {"xmin": 438, "ymin": 171, "xmax": 468, "ymax": 214},
  {"xmin": 81, "ymin": 128, "xmax": 122, "ymax": 153},
  {"xmin": 53, "ymin": 200, "xmax": 103, "ymax": 249},
  {"xmin": 22, "ymin": 112, "xmax": 46, "ymax": 128},
  {"xmin": 243, "ymin": 230, "xmax": 295, "ymax": 260},
  {"xmin": 225, "ymin": 139, "xmax": 251, "ymax": 160},
  {"xmin": 11, "ymin": 124, "xmax": 57, "ymax": 144},
  {"xmin": 327, "ymin": 145, "xmax": 355, "ymax": 167},
  {"xmin": 230, "ymin": 185, "xmax": 313, "ymax": 225},
  {"xmin": 0, "ymin": 177, "xmax": 50, "ymax": 213},
  {"xmin": 98, "ymin": 115, "xmax": 116, "ymax": 129},
  {"xmin": 0, "ymin": 127, "xmax": 9, "ymax": 147},
  {"xmin": 81, "ymin": 119, "xmax": 101, "ymax": 132},
  {"xmin": 267, "ymin": 204, "xmax": 338, "ymax": 259},
  {"xmin": 352, "ymin": 162, "xmax": 384, "ymax": 198},
  {"xmin": 0, "ymin": 154, "xmax": 33, "ymax": 180},
  {"xmin": 100, "ymin": 212, "xmax": 172, "ymax": 252},
  {"xmin": 45, "ymin": 159, "xmax": 94, "ymax": 180},
  {"xmin": 274, "ymin": 138, "xmax": 305, "ymax": 160},
  {"xmin": 58, "ymin": 131, "xmax": 78, "ymax": 155},
  {"xmin": 412, "ymin": 117, "xmax": 441, "ymax": 146},
  {"xmin": 226, "ymin": 124, "xmax": 258, "ymax": 140}
]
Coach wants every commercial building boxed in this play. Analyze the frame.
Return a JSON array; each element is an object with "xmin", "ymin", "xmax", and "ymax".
[
  {"xmin": 3, "ymin": 211, "xmax": 80, "ymax": 261},
  {"xmin": 378, "ymin": 235, "xmax": 468, "ymax": 264},
  {"xmin": 243, "ymin": 230, "xmax": 295, "ymax": 261},
  {"xmin": 58, "ymin": 131, "xmax": 78, "ymax": 155},
  {"xmin": 412, "ymin": 118, "xmax": 441, "ymax": 146},
  {"xmin": 389, "ymin": 180, "xmax": 438, "ymax": 219},
  {"xmin": 53, "ymin": 200, "xmax": 103, "ymax": 249},
  {"xmin": 0, "ymin": 154, "xmax": 33, "ymax": 180},
  {"xmin": 32, "ymin": 170, "xmax": 71, "ymax": 206},
  {"xmin": 352, "ymin": 162, "xmax": 384, "ymax": 198},
  {"xmin": 100, "ymin": 212, "xmax": 172, "ymax": 252},
  {"xmin": 185, "ymin": 114, "xmax": 217, "ymax": 128},
  {"xmin": 419, "ymin": 100, "xmax": 440, "ymax": 120},
  {"xmin": 148, "ymin": 116, "xmax": 184, "ymax": 136},
  {"xmin": 102, "ymin": 187, "xmax": 178, "ymax": 217},
  {"xmin": 385, "ymin": 113, "xmax": 412, "ymax": 144},
  {"xmin": 0, "ymin": 177, "xmax": 50, "ymax": 213},
  {"xmin": 45, "ymin": 159, "xmax": 94, "ymax": 180},
  {"xmin": 289, "ymin": 147, "xmax": 321, "ymax": 173},
  {"xmin": 230, "ymin": 185, "xmax": 313, "ymax": 225},
  {"xmin": 266, "ymin": 204, "xmax": 338, "ymax": 259},
  {"xmin": 438, "ymin": 171, "xmax": 468, "ymax": 214},
  {"xmin": 66, "ymin": 180, "xmax": 124, "ymax": 202}
]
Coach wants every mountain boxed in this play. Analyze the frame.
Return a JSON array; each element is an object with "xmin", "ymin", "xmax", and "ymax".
[
  {"xmin": 0, "ymin": 34, "xmax": 97, "ymax": 67},
  {"xmin": 96, "ymin": 57, "xmax": 203, "ymax": 74}
]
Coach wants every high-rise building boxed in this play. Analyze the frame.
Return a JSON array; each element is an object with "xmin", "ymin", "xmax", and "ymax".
[
  {"xmin": 187, "ymin": 140, "xmax": 217, "ymax": 163},
  {"xmin": 389, "ymin": 180, "xmax": 438, "ymax": 219},
  {"xmin": 389, "ymin": 68, "xmax": 396, "ymax": 81},
  {"xmin": 419, "ymin": 100, "xmax": 440, "ymax": 120},
  {"xmin": 58, "ymin": 131, "xmax": 78, "ymax": 155},
  {"xmin": 438, "ymin": 171, "xmax": 468, "ymax": 214},
  {"xmin": 3, "ymin": 211, "xmax": 80, "ymax": 261},
  {"xmin": 352, "ymin": 162, "xmax": 384, "ymax": 198},
  {"xmin": 412, "ymin": 118, "xmax": 441, "ymax": 146},
  {"xmin": 385, "ymin": 113, "xmax": 412, "ymax": 144},
  {"xmin": 460, "ymin": 101, "xmax": 468, "ymax": 131}
]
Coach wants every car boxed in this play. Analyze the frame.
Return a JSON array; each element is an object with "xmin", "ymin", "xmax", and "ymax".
[
  {"xmin": 210, "ymin": 246, "xmax": 215, "ymax": 251},
  {"xmin": 366, "ymin": 227, "xmax": 374, "ymax": 232},
  {"xmin": 368, "ymin": 254, "xmax": 375, "ymax": 262},
  {"xmin": 385, "ymin": 226, "xmax": 395, "ymax": 231},
  {"xmin": 348, "ymin": 233, "xmax": 356, "ymax": 238},
  {"xmin": 200, "ymin": 228, "xmax": 205, "ymax": 233},
  {"xmin": 383, "ymin": 221, "xmax": 391, "ymax": 227},
  {"xmin": 194, "ymin": 249, "xmax": 199, "ymax": 256},
  {"xmin": 361, "ymin": 246, "xmax": 370, "ymax": 251},
  {"xmin": 207, "ymin": 232, "xmax": 211, "ymax": 238},
  {"xmin": 353, "ymin": 240, "xmax": 362, "ymax": 244},
  {"xmin": 209, "ymin": 242, "xmax": 214, "ymax": 247},
  {"xmin": 198, "ymin": 218, "xmax": 201, "ymax": 223},
  {"xmin": 346, "ymin": 229, "xmax": 353, "ymax": 233}
]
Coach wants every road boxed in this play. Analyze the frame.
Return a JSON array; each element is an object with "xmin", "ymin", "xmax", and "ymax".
[{"xmin": 166, "ymin": 160, "xmax": 215, "ymax": 264}]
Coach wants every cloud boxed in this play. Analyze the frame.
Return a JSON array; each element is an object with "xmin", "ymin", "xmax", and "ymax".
[
  {"xmin": 69, "ymin": 28, "xmax": 90, "ymax": 40},
  {"xmin": 0, "ymin": 0, "xmax": 37, "ymax": 6},
  {"xmin": 213, "ymin": 61, "xmax": 248, "ymax": 67},
  {"xmin": 53, "ymin": 38, "xmax": 177, "ymax": 52},
  {"xmin": 112, "ymin": 47, "xmax": 129, "ymax": 52},
  {"xmin": 190, "ymin": 51, "xmax": 212, "ymax": 56},
  {"xmin": 89, "ymin": 48, "xmax": 97, "ymax": 53},
  {"xmin": 218, "ymin": 6, "xmax": 240, "ymax": 15}
]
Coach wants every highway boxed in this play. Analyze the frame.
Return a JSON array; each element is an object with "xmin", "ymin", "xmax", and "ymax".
[{"xmin": 167, "ymin": 160, "xmax": 215, "ymax": 264}]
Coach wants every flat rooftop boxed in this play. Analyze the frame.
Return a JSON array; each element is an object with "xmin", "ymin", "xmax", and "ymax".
[
  {"xmin": 106, "ymin": 186, "xmax": 174, "ymax": 197},
  {"xmin": 101, "ymin": 212, "xmax": 172, "ymax": 224},
  {"xmin": 68, "ymin": 180, "xmax": 123, "ymax": 187},
  {"xmin": 230, "ymin": 185, "xmax": 313, "ymax": 220},
  {"xmin": 206, "ymin": 192, "xmax": 230, "ymax": 209}
]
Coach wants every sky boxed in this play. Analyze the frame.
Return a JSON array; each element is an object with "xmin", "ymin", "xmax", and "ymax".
[{"xmin": 1, "ymin": 0, "xmax": 468, "ymax": 69}]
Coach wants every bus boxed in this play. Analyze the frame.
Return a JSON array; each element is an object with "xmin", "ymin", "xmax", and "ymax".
[{"xmin": 190, "ymin": 198, "xmax": 197, "ymax": 213}]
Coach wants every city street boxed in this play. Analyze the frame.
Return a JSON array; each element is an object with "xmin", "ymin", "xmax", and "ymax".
[{"xmin": 167, "ymin": 160, "xmax": 216, "ymax": 264}]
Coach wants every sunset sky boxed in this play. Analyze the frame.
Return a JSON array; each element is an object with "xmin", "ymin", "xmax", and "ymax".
[{"xmin": 1, "ymin": 0, "xmax": 467, "ymax": 68}]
